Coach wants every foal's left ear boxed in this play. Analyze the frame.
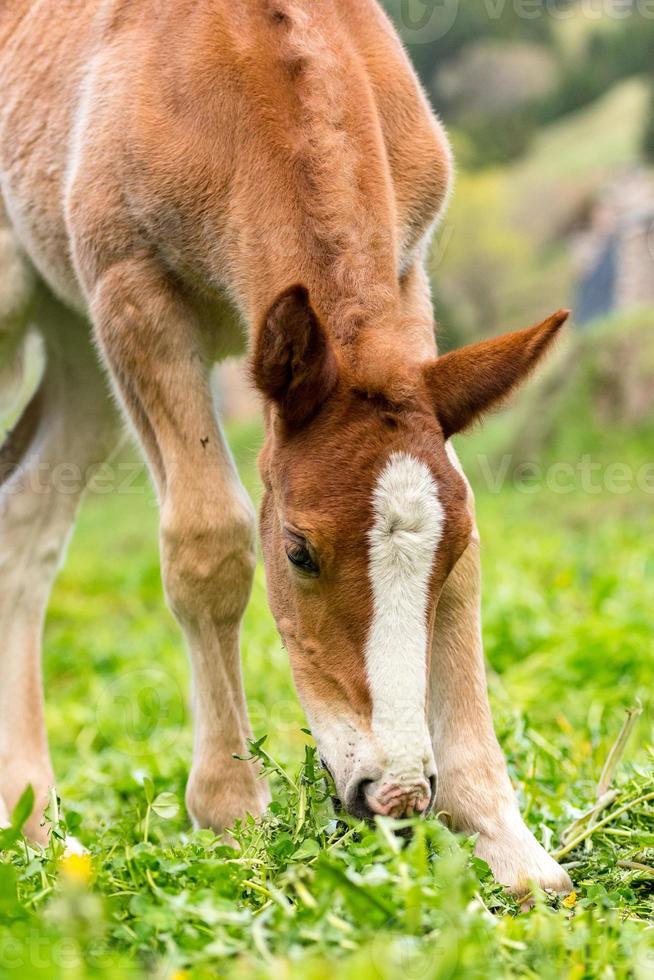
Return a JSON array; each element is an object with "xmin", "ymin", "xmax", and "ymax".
[
  {"xmin": 423, "ymin": 310, "xmax": 570, "ymax": 439},
  {"xmin": 252, "ymin": 284, "xmax": 339, "ymax": 429}
]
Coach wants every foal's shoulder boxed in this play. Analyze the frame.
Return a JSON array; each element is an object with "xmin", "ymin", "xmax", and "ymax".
[{"xmin": 338, "ymin": 1, "xmax": 453, "ymax": 239}]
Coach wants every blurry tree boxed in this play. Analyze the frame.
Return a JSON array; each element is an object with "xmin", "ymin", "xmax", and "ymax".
[
  {"xmin": 382, "ymin": 1, "xmax": 654, "ymax": 170},
  {"xmin": 536, "ymin": 17, "xmax": 654, "ymax": 125},
  {"xmin": 381, "ymin": 0, "xmax": 554, "ymax": 105},
  {"xmin": 434, "ymin": 40, "xmax": 554, "ymax": 168},
  {"xmin": 457, "ymin": 108, "xmax": 536, "ymax": 170},
  {"xmin": 435, "ymin": 40, "xmax": 556, "ymax": 117}
]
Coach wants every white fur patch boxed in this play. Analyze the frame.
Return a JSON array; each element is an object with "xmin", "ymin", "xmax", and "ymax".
[{"xmin": 365, "ymin": 453, "xmax": 444, "ymax": 781}]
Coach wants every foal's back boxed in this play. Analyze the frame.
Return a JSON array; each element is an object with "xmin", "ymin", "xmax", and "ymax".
[{"xmin": 0, "ymin": 0, "xmax": 449, "ymax": 324}]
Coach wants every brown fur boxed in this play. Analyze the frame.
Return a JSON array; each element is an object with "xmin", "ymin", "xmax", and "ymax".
[{"xmin": 424, "ymin": 310, "xmax": 570, "ymax": 439}]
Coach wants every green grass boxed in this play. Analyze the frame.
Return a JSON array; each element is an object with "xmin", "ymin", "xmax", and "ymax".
[{"xmin": 1, "ymin": 415, "xmax": 653, "ymax": 979}]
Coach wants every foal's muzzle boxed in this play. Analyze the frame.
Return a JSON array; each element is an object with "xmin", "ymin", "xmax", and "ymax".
[{"xmin": 345, "ymin": 772, "xmax": 437, "ymax": 821}]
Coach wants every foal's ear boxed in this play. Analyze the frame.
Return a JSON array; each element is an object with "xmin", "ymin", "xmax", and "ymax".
[
  {"xmin": 252, "ymin": 285, "xmax": 339, "ymax": 428},
  {"xmin": 423, "ymin": 310, "xmax": 570, "ymax": 440}
]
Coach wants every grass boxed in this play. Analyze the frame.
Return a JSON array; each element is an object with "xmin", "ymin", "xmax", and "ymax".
[{"xmin": 1, "ymin": 403, "xmax": 653, "ymax": 978}]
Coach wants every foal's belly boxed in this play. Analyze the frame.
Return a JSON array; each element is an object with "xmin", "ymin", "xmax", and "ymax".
[{"xmin": 0, "ymin": 2, "xmax": 105, "ymax": 311}]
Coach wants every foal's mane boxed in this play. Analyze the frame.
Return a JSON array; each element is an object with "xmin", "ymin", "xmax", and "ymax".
[{"xmin": 259, "ymin": 0, "xmax": 398, "ymax": 343}]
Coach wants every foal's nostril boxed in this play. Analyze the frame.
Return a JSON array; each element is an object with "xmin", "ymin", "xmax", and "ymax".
[
  {"xmin": 352, "ymin": 779, "xmax": 376, "ymax": 820},
  {"xmin": 428, "ymin": 773, "xmax": 437, "ymax": 809}
]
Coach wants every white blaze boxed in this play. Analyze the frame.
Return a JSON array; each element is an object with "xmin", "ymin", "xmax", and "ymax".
[{"xmin": 365, "ymin": 452, "xmax": 444, "ymax": 782}]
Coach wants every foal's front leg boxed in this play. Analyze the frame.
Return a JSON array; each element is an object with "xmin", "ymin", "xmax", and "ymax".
[
  {"xmin": 90, "ymin": 261, "xmax": 269, "ymax": 833},
  {"xmin": 429, "ymin": 536, "xmax": 572, "ymax": 895}
]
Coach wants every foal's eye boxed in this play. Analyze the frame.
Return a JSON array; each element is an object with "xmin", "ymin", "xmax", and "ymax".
[{"xmin": 285, "ymin": 535, "xmax": 319, "ymax": 576}]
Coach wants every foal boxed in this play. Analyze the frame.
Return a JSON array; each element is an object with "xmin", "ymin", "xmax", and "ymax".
[{"xmin": 0, "ymin": 0, "xmax": 571, "ymax": 894}]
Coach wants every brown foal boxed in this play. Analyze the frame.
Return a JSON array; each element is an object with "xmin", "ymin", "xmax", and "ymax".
[{"xmin": 0, "ymin": 0, "xmax": 571, "ymax": 894}]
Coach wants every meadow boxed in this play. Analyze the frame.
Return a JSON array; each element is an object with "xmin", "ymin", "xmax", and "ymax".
[{"xmin": 1, "ymin": 315, "xmax": 653, "ymax": 977}]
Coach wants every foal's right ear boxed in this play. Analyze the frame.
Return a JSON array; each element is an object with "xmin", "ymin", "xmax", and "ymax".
[{"xmin": 252, "ymin": 285, "xmax": 339, "ymax": 429}]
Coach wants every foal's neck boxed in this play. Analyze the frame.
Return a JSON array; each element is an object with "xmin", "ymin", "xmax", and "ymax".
[{"xmin": 242, "ymin": 223, "xmax": 402, "ymax": 350}]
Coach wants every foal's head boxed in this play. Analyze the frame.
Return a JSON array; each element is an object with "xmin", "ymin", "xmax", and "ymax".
[{"xmin": 253, "ymin": 285, "xmax": 568, "ymax": 819}]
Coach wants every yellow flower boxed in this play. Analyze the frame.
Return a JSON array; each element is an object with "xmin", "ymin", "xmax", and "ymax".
[
  {"xmin": 562, "ymin": 890, "xmax": 578, "ymax": 909},
  {"xmin": 59, "ymin": 852, "xmax": 93, "ymax": 886},
  {"xmin": 171, "ymin": 971, "xmax": 190, "ymax": 980}
]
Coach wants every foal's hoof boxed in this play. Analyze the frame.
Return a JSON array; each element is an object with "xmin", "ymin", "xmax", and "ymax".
[
  {"xmin": 475, "ymin": 829, "xmax": 573, "ymax": 903},
  {"xmin": 186, "ymin": 768, "xmax": 270, "ymax": 839}
]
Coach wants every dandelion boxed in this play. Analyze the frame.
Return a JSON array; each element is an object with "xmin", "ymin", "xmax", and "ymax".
[
  {"xmin": 562, "ymin": 891, "xmax": 578, "ymax": 910},
  {"xmin": 58, "ymin": 852, "xmax": 93, "ymax": 886}
]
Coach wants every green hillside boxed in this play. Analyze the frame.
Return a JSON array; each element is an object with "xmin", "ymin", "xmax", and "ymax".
[{"xmin": 434, "ymin": 78, "xmax": 654, "ymax": 346}]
